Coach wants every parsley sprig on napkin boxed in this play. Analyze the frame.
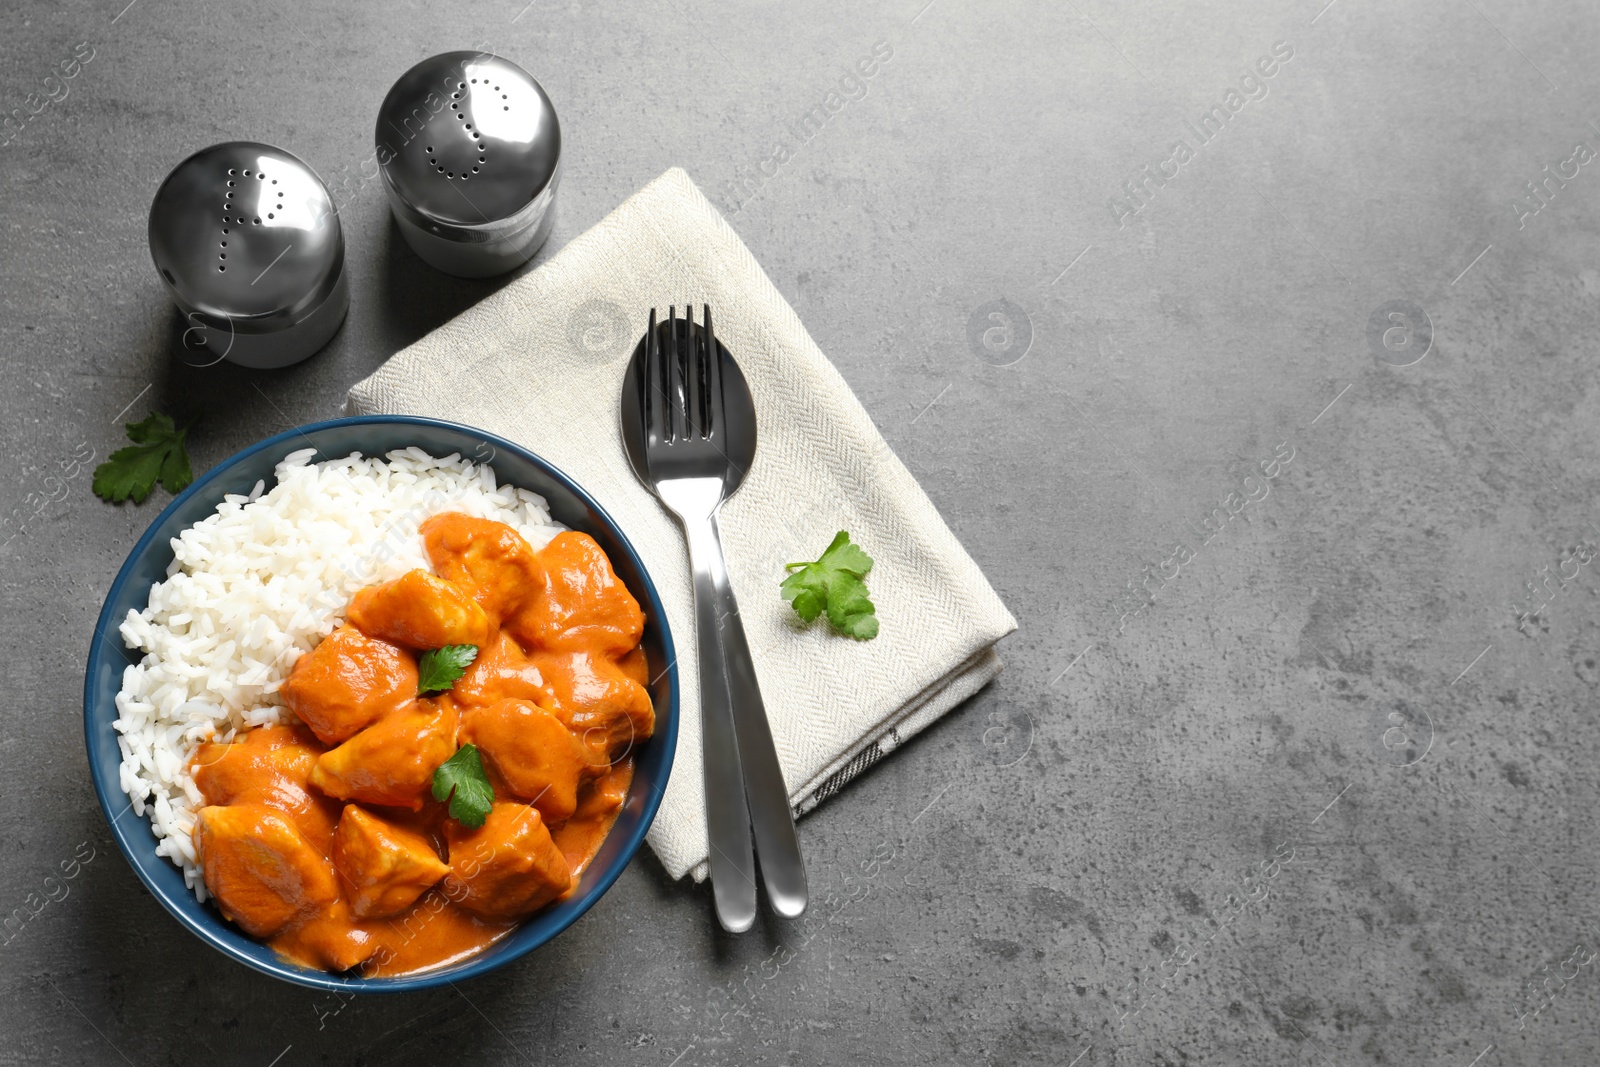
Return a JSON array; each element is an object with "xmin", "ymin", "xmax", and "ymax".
[{"xmin": 781, "ymin": 530, "xmax": 879, "ymax": 640}]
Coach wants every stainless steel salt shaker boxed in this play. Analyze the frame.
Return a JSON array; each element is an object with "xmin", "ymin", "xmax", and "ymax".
[
  {"xmin": 148, "ymin": 142, "xmax": 348, "ymax": 369},
  {"xmin": 375, "ymin": 51, "xmax": 561, "ymax": 278}
]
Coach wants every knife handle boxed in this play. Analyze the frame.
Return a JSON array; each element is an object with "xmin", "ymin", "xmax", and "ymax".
[{"xmin": 711, "ymin": 511, "xmax": 808, "ymax": 918}]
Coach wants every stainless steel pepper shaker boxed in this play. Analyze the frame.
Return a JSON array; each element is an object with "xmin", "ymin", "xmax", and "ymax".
[
  {"xmin": 148, "ymin": 141, "xmax": 349, "ymax": 369},
  {"xmin": 375, "ymin": 51, "xmax": 561, "ymax": 278}
]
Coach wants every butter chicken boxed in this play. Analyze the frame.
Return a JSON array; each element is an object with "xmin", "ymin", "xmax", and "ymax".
[{"xmin": 190, "ymin": 514, "xmax": 654, "ymax": 975}]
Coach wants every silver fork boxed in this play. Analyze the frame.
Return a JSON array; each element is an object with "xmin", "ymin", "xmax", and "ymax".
[{"xmin": 636, "ymin": 304, "xmax": 807, "ymax": 931}]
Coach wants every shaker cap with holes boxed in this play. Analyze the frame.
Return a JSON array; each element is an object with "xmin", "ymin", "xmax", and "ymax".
[
  {"xmin": 148, "ymin": 141, "xmax": 349, "ymax": 369},
  {"xmin": 375, "ymin": 51, "xmax": 561, "ymax": 278}
]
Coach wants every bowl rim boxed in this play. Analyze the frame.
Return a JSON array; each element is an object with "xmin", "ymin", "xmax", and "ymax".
[{"xmin": 82, "ymin": 414, "xmax": 678, "ymax": 993}]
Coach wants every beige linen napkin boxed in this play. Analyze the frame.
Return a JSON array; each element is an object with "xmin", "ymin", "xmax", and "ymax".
[{"xmin": 346, "ymin": 168, "xmax": 1016, "ymax": 880}]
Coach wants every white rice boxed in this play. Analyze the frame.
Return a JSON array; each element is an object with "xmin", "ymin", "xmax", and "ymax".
[{"xmin": 113, "ymin": 447, "xmax": 563, "ymax": 900}]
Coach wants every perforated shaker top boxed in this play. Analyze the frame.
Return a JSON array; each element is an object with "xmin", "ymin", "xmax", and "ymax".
[
  {"xmin": 148, "ymin": 142, "xmax": 343, "ymax": 325},
  {"xmin": 376, "ymin": 52, "xmax": 560, "ymax": 228}
]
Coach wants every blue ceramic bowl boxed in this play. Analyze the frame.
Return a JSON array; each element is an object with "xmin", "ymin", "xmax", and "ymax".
[{"xmin": 83, "ymin": 415, "xmax": 678, "ymax": 992}]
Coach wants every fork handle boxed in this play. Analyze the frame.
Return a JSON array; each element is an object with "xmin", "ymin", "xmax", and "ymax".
[
  {"xmin": 711, "ymin": 512, "xmax": 809, "ymax": 919},
  {"xmin": 682, "ymin": 511, "xmax": 759, "ymax": 933}
]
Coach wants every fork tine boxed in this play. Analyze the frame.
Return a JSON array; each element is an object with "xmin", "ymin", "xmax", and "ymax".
[
  {"xmin": 665, "ymin": 303, "xmax": 684, "ymax": 441},
  {"xmin": 683, "ymin": 304, "xmax": 705, "ymax": 438},
  {"xmin": 702, "ymin": 304, "xmax": 723, "ymax": 443},
  {"xmin": 680, "ymin": 304, "xmax": 695, "ymax": 438},
  {"xmin": 642, "ymin": 306, "xmax": 662, "ymax": 444}
]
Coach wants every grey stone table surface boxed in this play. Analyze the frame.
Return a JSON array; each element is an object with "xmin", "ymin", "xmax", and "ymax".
[{"xmin": 2, "ymin": 0, "xmax": 1598, "ymax": 1063}]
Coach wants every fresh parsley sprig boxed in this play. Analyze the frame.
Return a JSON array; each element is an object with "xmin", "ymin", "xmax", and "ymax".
[
  {"xmin": 417, "ymin": 644, "xmax": 478, "ymax": 695},
  {"xmin": 92, "ymin": 412, "xmax": 194, "ymax": 504},
  {"xmin": 780, "ymin": 530, "xmax": 879, "ymax": 640},
  {"xmin": 431, "ymin": 743, "xmax": 494, "ymax": 828}
]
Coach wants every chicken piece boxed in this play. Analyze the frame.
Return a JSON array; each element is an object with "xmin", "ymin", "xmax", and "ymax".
[
  {"xmin": 616, "ymin": 646, "xmax": 650, "ymax": 688},
  {"xmin": 572, "ymin": 761, "xmax": 631, "ymax": 822},
  {"xmin": 197, "ymin": 803, "xmax": 338, "ymax": 938},
  {"xmin": 347, "ymin": 570, "xmax": 490, "ymax": 651},
  {"xmin": 443, "ymin": 802, "xmax": 574, "ymax": 919},
  {"xmin": 309, "ymin": 699, "xmax": 459, "ymax": 810},
  {"xmin": 280, "ymin": 626, "xmax": 417, "ymax": 745},
  {"xmin": 270, "ymin": 898, "xmax": 383, "ymax": 973},
  {"xmin": 191, "ymin": 726, "xmax": 338, "ymax": 852},
  {"xmin": 460, "ymin": 698, "xmax": 598, "ymax": 822},
  {"xmin": 331, "ymin": 805, "xmax": 450, "ymax": 919},
  {"xmin": 420, "ymin": 513, "xmax": 542, "ymax": 623},
  {"xmin": 452, "ymin": 630, "xmax": 548, "ymax": 710},
  {"xmin": 553, "ymin": 760, "xmax": 634, "ymax": 875},
  {"xmin": 192, "ymin": 725, "xmax": 317, "ymax": 804},
  {"xmin": 507, "ymin": 532, "xmax": 645, "ymax": 655},
  {"xmin": 529, "ymin": 649, "xmax": 655, "ymax": 759}
]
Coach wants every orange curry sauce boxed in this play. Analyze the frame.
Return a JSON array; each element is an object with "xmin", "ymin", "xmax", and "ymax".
[{"xmin": 189, "ymin": 513, "xmax": 655, "ymax": 976}]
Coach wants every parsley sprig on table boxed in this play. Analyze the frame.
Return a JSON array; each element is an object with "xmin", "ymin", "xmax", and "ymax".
[
  {"xmin": 92, "ymin": 412, "xmax": 194, "ymax": 504},
  {"xmin": 780, "ymin": 530, "xmax": 879, "ymax": 640},
  {"xmin": 417, "ymin": 644, "xmax": 479, "ymax": 695},
  {"xmin": 431, "ymin": 744, "xmax": 494, "ymax": 828}
]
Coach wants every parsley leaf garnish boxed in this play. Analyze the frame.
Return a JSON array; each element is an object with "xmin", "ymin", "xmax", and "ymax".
[
  {"xmin": 417, "ymin": 644, "xmax": 479, "ymax": 695},
  {"xmin": 92, "ymin": 412, "xmax": 194, "ymax": 504},
  {"xmin": 781, "ymin": 530, "xmax": 879, "ymax": 640},
  {"xmin": 431, "ymin": 744, "xmax": 494, "ymax": 828}
]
